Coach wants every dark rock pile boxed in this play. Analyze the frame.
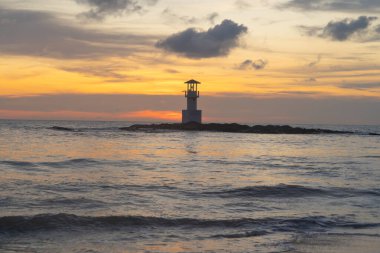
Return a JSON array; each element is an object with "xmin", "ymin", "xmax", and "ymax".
[{"xmin": 120, "ymin": 122, "xmax": 353, "ymax": 134}]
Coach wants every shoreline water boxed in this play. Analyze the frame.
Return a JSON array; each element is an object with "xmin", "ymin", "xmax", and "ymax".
[{"xmin": 1, "ymin": 120, "xmax": 380, "ymax": 253}]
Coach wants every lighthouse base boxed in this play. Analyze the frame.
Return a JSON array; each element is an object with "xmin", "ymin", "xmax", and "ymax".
[{"xmin": 182, "ymin": 110, "xmax": 202, "ymax": 124}]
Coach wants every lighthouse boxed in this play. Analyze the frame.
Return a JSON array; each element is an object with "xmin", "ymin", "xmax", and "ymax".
[{"xmin": 182, "ymin": 79, "xmax": 202, "ymax": 124}]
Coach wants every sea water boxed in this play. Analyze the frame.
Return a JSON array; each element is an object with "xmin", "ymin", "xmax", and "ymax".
[{"xmin": 0, "ymin": 120, "xmax": 379, "ymax": 253}]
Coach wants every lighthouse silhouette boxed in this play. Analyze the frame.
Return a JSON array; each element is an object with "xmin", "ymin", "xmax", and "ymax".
[{"xmin": 182, "ymin": 79, "xmax": 202, "ymax": 124}]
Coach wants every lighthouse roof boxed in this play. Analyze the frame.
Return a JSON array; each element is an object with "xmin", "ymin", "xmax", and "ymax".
[{"xmin": 185, "ymin": 79, "xmax": 201, "ymax": 84}]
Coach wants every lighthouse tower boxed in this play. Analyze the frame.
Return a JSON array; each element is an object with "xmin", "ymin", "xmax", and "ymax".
[{"xmin": 182, "ymin": 79, "xmax": 202, "ymax": 124}]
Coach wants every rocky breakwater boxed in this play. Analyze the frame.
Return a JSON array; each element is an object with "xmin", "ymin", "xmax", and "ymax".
[{"xmin": 120, "ymin": 122, "xmax": 354, "ymax": 134}]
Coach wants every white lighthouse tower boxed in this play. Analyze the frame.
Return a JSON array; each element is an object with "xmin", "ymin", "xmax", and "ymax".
[{"xmin": 182, "ymin": 79, "xmax": 202, "ymax": 124}]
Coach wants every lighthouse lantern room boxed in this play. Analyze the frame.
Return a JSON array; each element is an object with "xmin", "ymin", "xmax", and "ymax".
[{"xmin": 182, "ymin": 79, "xmax": 202, "ymax": 124}]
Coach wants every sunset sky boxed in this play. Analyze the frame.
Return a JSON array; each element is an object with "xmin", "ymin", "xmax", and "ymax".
[{"xmin": 1, "ymin": 0, "xmax": 380, "ymax": 124}]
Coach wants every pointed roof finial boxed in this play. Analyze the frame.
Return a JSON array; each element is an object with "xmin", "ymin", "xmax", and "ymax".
[{"xmin": 185, "ymin": 79, "xmax": 201, "ymax": 84}]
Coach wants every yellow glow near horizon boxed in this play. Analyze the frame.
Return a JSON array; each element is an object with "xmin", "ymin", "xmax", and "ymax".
[{"xmin": 1, "ymin": 53, "xmax": 379, "ymax": 98}]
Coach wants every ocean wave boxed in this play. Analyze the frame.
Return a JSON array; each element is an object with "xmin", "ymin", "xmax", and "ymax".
[
  {"xmin": 212, "ymin": 230, "xmax": 269, "ymax": 238},
  {"xmin": 35, "ymin": 197, "xmax": 106, "ymax": 207},
  {"xmin": 363, "ymin": 155, "xmax": 380, "ymax": 159},
  {"xmin": 0, "ymin": 160, "xmax": 48, "ymax": 172},
  {"xmin": 0, "ymin": 161, "xmax": 36, "ymax": 167},
  {"xmin": 48, "ymin": 126, "xmax": 76, "ymax": 132},
  {"xmin": 0, "ymin": 158, "xmax": 132, "ymax": 169},
  {"xmin": 40, "ymin": 158, "xmax": 102, "ymax": 168},
  {"xmin": 48, "ymin": 126, "xmax": 123, "ymax": 132},
  {"xmin": 202, "ymin": 184, "xmax": 380, "ymax": 198},
  {"xmin": 1, "ymin": 213, "xmax": 379, "ymax": 234}
]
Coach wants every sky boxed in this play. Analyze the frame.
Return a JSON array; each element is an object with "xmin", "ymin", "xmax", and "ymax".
[{"xmin": 0, "ymin": 0, "xmax": 380, "ymax": 124}]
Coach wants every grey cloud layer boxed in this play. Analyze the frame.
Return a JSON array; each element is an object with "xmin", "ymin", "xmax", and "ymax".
[
  {"xmin": 299, "ymin": 16, "xmax": 378, "ymax": 41},
  {"xmin": 281, "ymin": 0, "xmax": 380, "ymax": 12},
  {"xmin": 339, "ymin": 82, "xmax": 380, "ymax": 90},
  {"xmin": 1, "ymin": 94, "xmax": 380, "ymax": 124},
  {"xmin": 156, "ymin": 20, "xmax": 248, "ymax": 59},
  {"xmin": 75, "ymin": 0, "xmax": 158, "ymax": 20},
  {"xmin": 0, "ymin": 8, "xmax": 157, "ymax": 59}
]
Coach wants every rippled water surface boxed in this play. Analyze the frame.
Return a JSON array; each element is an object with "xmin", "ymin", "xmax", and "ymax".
[{"xmin": 0, "ymin": 120, "xmax": 380, "ymax": 252}]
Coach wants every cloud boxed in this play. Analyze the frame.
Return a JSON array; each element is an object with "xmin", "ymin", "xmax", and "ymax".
[
  {"xmin": 207, "ymin": 12, "xmax": 219, "ymax": 25},
  {"xmin": 75, "ymin": 0, "xmax": 158, "ymax": 21},
  {"xmin": 308, "ymin": 55, "xmax": 322, "ymax": 67},
  {"xmin": 0, "ymin": 8, "xmax": 156, "ymax": 59},
  {"xmin": 304, "ymin": 77, "xmax": 317, "ymax": 82},
  {"xmin": 235, "ymin": 0, "xmax": 252, "ymax": 9},
  {"xmin": 298, "ymin": 25, "xmax": 323, "ymax": 37},
  {"xmin": 322, "ymin": 16, "xmax": 377, "ymax": 41},
  {"xmin": 60, "ymin": 64, "xmax": 132, "ymax": 82},
  {"xmin": 239, "ymin": 59, "xmax": 268, "ymax": 70},
  {"xmin": 156, "ymin": 19, "xmax": 248, "ymax": 59},
  {"xmin": 339, "ymin": 82, "xmax": 380, "ymax": 90},
  {"xmin": 165, "ymin": 69, "xmax": 180, "ymax": 74},
  {"xmin": 161, "ymin": 8, "xmax": 198, "ymax": 24},
  {"xmin": 298, "ymin": 16, "xmax": 378, "ymax": 41},
  {"xmin": 280, "ymin": 0, "xmax": 380, "ymax": 13},
  {"xmin": 161, "ymin": 8, "xmax": 218, "ymax": 25}
]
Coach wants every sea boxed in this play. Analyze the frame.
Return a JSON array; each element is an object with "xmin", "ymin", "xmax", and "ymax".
[{"xmin": 0, "ymin": 119, "xmax": 380, "ymax": 253}]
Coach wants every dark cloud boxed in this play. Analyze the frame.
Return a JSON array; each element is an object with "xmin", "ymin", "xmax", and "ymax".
[
  {"xmin": 75, "ymin": 0, "xmax": 158, "ymax": 21},
  {"xmin": 322, "ymin": 16, "xmax": 377, "ymax": 41},
  {"xmin": 339, "ymin": 82, "xmax": 380, "ymax": 90},
  {"xmin": 298, "ymin": 16, "xmax": 378, "ymax": 41},
  {"xmin": 239, "ymin": 60, "xmax": 254, "ymax": 69},
  {"xmin": 0, "ymin": 8, "xmax": 157, "ymax": 59},
  {"xmin": 280, "ymin": 0, "xmax": 380, "ymax": 13},
  {"xmin": 156, "ymin": 19, "xmax": 248, "ymax": 59},
  {"xmin": 239, "ymin": 59, "xmax": 268, "ymax": 70}
]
